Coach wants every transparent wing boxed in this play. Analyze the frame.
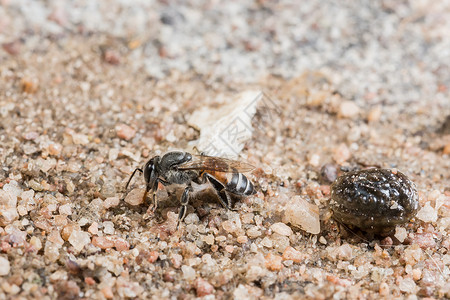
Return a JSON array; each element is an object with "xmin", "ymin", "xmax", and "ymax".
[{"xmin": 177, "ymin": 155, "xmax": 255, "ymax": 173}]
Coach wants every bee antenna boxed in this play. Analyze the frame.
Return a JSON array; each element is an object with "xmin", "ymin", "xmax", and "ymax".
[
  {"xmin": 125, "ymin": 168, "xmax": 143, "ymax": 192},
  {"xmin": 192, "ymin": 146, "xmax": 206, "ymax": 156}
]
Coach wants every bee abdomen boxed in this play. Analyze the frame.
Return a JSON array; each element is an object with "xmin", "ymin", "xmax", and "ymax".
[{"xmin": 227, "ymin": 173, "xmax": 255, "ymax": 196}]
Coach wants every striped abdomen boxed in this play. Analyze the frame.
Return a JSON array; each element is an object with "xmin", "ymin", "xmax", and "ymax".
[{"xmin": 226, "ymin": 172, "xmax": 255, "ymax": 196}]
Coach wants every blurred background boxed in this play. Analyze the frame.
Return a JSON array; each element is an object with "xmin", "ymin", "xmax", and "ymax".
[{"xmin": 1, "ymin": 0, "xmax": 449, "ymax": 107}]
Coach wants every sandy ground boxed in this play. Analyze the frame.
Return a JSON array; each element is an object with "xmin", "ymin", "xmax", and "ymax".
[{"xmin": 0, "ymin": 1, "xmax": 449, "ymax": 299}]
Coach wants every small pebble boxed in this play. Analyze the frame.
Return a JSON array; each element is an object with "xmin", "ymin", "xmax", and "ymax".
[
  {"xmin": 44, "ymin": 241, "xmax": 60, "ymax": 262},
  {"xmin": 367, "ymin": 106, "xmax": 382, "ymax": 122},
  {"xmin": 84, "ymin": 277, "xmax": 96, "ymax": 286},
  {"xmin": 0, "ymin": 182, "xmax": 21, "ymax": 226},
  {"xmin": 0, "ymin": 206, "xmax": 19, "ymax": 226},
  {"xmin": 23, "ymin": 131, "xmax": 39, "ymax": 140},
  {"xmin": 233, "ymin": 284, "xmax": 251, "ymax": 299},
  {"xmin": 59, "ymin": 203, "xmax": 72, "ymax": 215},
  {"xmin": 67, "ymin": 161, "xmax": 82, "ymax": 173},
  {"xmin": 101, "ymin": 286, "xmax": 114, "ymax": 299},
  {"xmin": 48, "ymin": 6, "xmax": 68, "ymax": 26},
  {"xmin": 6, "ymin": 227, "xmax": 26, "ymax": 245},
  {"xmin": 246, "ymin": 266, "xmax": 265, "ymax": 282},
  {"xmin": 30, "ymin": 236, "xmax": 42, "ymax": 250},
  {"xmin": 330, "ymin": 244, "xmax": 354, "ymax": 261},
  {"xmin": 116, "ymin": 124, "xmax": 136, "ymax": 140},
  {"xmin": 55, "ymin": 281, "xmax": 80, "ymax": 299},
  {"xmin": 282, "ymin": 246, "xmax": 304, "ymax": 263},
  {"xmin": 28, "ymin": 180, "xmax": 44, "ymax": 192},
  {"xmin": 21, "ymin": 79, "xmax": 38, "ymax": 94},
  {"xmin": 202, "ymin": 234, "xmax": 215, "ymax": 245},
  {"xmin": 443, "ymin": 143, "xmax": 450, "ymax": 155},
  {"xmin": 124, "ymin": 188, "xmax": 145, "ymax": 206},
  {"xmin": 282, "ymin": 196, "xmax": 320, "ymax": 234},
  {"xmin": 147, "ymin": 251, "xmax": 159, "ymax": 263},
  {"xmin": 237, "ymin": 236, "xmax": 248, "ymax": 244},
  {"xmin": 381, "ymin": 236, "xmax": 393, "ymax": 247},
  {"xmin": 68, "ymin": 230, "xmax": 91, "ymax": 252},
  {"xmin": 103, "ymin": 196, "xmax": 120, "ymax": 208},
  {"xmin": 270, "ymin": 222, "xmax": 293, "ymax": 236},
  {"xmin": 332, "ymin": 143, "xmax": 351, "ymax": 164},
  {"xmin": 225, "ymin": 245, "xmax": 234, "ymax": 253},
  {"xmin": 61, "ymin": 223, "xmax": 81, "ymax": 241},
  {"xmin": 50, "ymin": 215, "xmax": 65, "ymax": 230},
  {"xmin": 114, "ymin": 238, "xmax": 130, "ymax": 251},
  {"xmin": 92, "ymin": 236, "xmax": 115, "ymax": 249},
  {"xmin": 379, "ymin": 282, "xmax": 390, "ymax": 296},
  {"xmin": 412, "ymin": 232, "xmax": 436, "ymax": 248},
  {"xmin": 416, "ymin": 202, "xmax": 438, "ymax": 223},
  {"xmin": 399, "ymin": 277, "xmax": 417, "ymax": 293},
  {"xmin": 265, "ymin": 253, "xmax": 283, "ymax": 271},
  {"xmin": 2, "ymin": 41, "xmax": 21, "ymax": 55},
  {"xmin": 109, "ymin": 149, "xmax": 120, "ymax": 161},
  {"xmin": 17, "ymin": 206, "xmax": 27, "ymax": 216},
  {"xmin": 308, "ymin": 153, "xmax": 320, "ymax": 167},
  {"xmin": 21, "ymin": 189, "xmax": 35, "ymax": 204},
  {"xmin": 247, "ymin": 226, "xmax": 262, "ymax": 238},
  {"xmin": 338, "ymin": 101, "xmax": 360, "ymax": 119},
  {"xmin": 181, "ymin": 265, "xmax": 196, "ymax": 281},
  {"xmin": 103, "ymin": 221, "xmax": 115, "ymax": 235},
  {"xmin": 394, "ymin": 226, "xmax": 408, "ymax": 243},
  {"xmin": 171, "ymin": 254, "xmax": 183, "ymax": 269},
  {"xmin": 194, "ymin": 278, "xmax": 214, "ymax": 297},
  {"xmin": 261, "ymin": 237, "xmax": 273, "ymax": 248},
  {"xmin": 48, "ymin": 230, "xmax": 64, "ymax": 246},
  {"xmin": 48, "ymin": 143, "xmax": 63, "ymax": 156},
  {"xmin": 241, "ymin": 213, "xmax": 254, "ymax": 224},
  {"xmin": 103, "ymin": 49, "xmax": 121, "ymax": 65},
  {"xmin": 3, "ymin": 282, "xmax": 20, "ymax": 294},
  {"xmin": 320, "ymin": 163, "xmax": 338, "ymax": 183},
  {"xmin": 271, "ymin": 234, "xmax": 290, "ymax": 252},
  {"xmin": 88, "ymin": 222, "xmax": 99, "ymax": 235},
  {"xmin": 100, "ymin": 182, "xmax": 116, "ymax": 198},
  {"xmin": 116, "ymin": 277, "xmax": 144, "ymax": 298},
  {"xmin": 404, "ymin": 245, "xmax": 423, "ymax": 265},
  {"xmin": 222, "ymin": 214, "xmax": 242, "ymax": 234},
  {"xmin": 163, "ymin": 272, "xmax": 175, "ymax": 282},
  {"xmin": 0, "ymin": 256, "xmax": 10, "ymax": 276},
  {"xmin": 72, "ymin": 133, "xmax": 89, "ymax": 145},
  {"xmin": 412, "ymin": 269, "xmax": 422, "ymax": 281},
  {"xmin": 184, "ymin": 213, "xmax": 199, "ymax": 224}
]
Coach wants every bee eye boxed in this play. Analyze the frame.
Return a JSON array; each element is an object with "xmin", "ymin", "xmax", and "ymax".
[{"xmin": 143, "ymin": 158, "xmax": 157, "ymax": 182}]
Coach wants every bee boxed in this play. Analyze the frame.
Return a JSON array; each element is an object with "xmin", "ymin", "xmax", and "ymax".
[{"xmin": 125, "ymin": 151, "xmax": 256, "ymax": 227}]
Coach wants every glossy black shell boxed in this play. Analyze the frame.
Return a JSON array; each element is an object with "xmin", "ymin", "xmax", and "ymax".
[{"xmin": 330, "ymin": 168, "xmax": 419, "ymax": 232}]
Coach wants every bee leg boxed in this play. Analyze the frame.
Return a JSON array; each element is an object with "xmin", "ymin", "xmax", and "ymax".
[
  {"xmin": 158, "ymin": 178, "xmax": 170, "ymax": 186},
  {"xmin": 204, "ymin": 173, "xmax": 235, "ymax": 211},
  {"xmin": 151, "ymin": 178, "xmax": 170, "ymax": 212},
  {"xmin": 142, "ymin": 184, "xmax": 154, "ymax": 211},
  {"xmin": 151, "ymin": 190, "xmax": 158, "ymax": 212},
  {"xmin": 177, "ymin": 185, "xmax": 193, "ymax": 229}
]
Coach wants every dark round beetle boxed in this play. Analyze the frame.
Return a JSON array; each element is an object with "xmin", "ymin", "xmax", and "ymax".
[{"xmin": 330, "ymin": 168, "xmax": 419, "ymax": 233}]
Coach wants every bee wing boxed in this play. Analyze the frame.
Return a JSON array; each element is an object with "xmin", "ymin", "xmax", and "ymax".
[{"xmin": 177, "ymin": 155, "xmax": 255, "ymax": 173}]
